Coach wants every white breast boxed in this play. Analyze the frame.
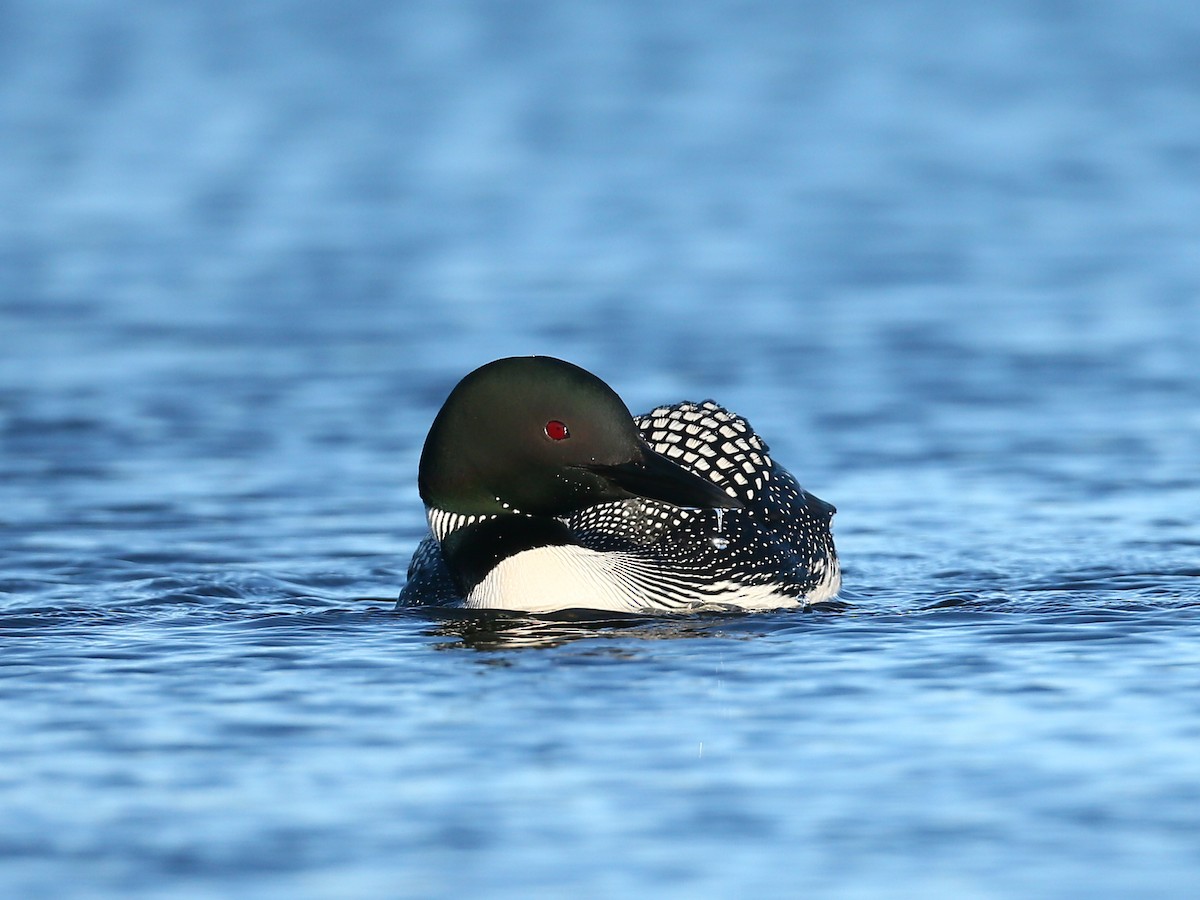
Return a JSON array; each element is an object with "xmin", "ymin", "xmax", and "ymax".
[
  {"xmin": 465, "ymin": 544, "xmax": 831, "ymax": 613},
  {"xmin": 466, "ymin": 545, "xmax": 643, "ymax": 613}
]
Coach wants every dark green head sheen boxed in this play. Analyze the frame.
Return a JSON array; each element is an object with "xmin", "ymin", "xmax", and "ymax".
[{"xmin": 418, "ymin": 356, "xmax": 740, "ymax": 518}]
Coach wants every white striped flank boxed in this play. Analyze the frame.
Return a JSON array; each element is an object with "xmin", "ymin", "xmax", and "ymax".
[{"xmin": 803, "ymin": 555, "xmax": 842, "ymax": 603}]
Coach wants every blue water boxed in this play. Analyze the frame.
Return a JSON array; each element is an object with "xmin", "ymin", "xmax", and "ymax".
[{"xmin": 4, "ymin": 1, "xmax": 1200, "ymax": 896}]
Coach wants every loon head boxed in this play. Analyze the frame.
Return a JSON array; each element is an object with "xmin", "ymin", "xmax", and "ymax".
[{"xmin": 418, "ymin": 356, "xmax": 741, "ymax": 519}]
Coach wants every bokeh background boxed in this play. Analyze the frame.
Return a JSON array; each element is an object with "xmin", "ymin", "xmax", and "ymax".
[
  {"xmin": 9, "ymin": 1, "xmax": 1199, "ymax": 379},
  {"xmin": 4, "ymin": 1, "xmax": 1200, "ymax": 897}
]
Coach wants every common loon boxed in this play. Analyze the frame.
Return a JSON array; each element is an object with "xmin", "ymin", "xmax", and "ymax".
[{"xmin": 398, "ymin": 356, "xmax": 840, "ymax": 613}]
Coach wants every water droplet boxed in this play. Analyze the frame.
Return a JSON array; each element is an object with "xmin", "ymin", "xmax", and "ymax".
[{"xmin": 711, "ymin": 509, "xmax": 728, "ymax": 549}]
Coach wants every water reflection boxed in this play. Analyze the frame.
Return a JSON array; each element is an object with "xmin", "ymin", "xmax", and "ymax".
[{"xmin": 417, "ymin": 602, "xmax": 849, "ymax": 651}]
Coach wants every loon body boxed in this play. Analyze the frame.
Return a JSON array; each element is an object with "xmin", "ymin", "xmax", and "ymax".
[{"xmin": 399, "ymin": 357, "xmax": 839, "ymax": 613}]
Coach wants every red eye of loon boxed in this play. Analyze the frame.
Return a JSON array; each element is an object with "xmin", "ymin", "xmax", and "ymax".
[{"xmin": 545, "ymin": 420, "xmax": 570, "ymax": 441}]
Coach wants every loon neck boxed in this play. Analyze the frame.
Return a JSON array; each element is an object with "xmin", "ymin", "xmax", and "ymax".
[{"xmin": 438, "ymin": 515, "xmax": 575, "ymax": 596}]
